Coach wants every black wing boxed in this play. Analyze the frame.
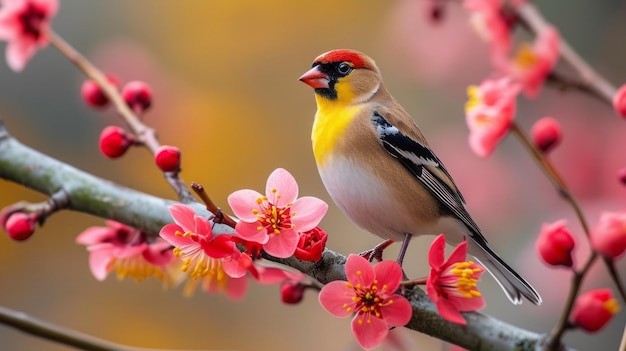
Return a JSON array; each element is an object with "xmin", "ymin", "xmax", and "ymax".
[{"xmin": 371, "ymin": 111, "xmax": 486, "ymax": 242}]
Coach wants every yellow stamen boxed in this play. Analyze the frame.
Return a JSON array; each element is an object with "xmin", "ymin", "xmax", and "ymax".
[
  {"xmin": 604, "ymin": 298, "xmax": 621, "ymax": 315},
  {"xmin": 513, "ymin": 42, "xmax": 538, "ymax": 69}
]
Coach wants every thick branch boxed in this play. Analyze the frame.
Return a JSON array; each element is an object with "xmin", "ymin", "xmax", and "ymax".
[{"xmin": 0, "ymin": 120, "xmax": 575, "ymax": 350}]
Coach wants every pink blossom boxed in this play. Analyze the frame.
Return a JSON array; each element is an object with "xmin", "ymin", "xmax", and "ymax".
[
  {"xmin": 464, "ymin": 0, "xmax": 511, "ymax": 61},
  {"xmin": 159, "ymin": 204, "xmax": 248, "ymax": 300},
  {"xmin": 497, "ymin": 27, "xmax": 560, "ymax": 98},
  {"xmin": 465, "ymin": 77, "xmax": 520, "ymax": 157},
  {"xmin": 228, "ymin": 168, "xmax": 328, "ymax": 258},
  {"xmin": 0, "ymin": 0, "xmax": 58, "ymax": 71},
  {"xmin": 76, "ymin": 221, "xmax": 179, "ymax": 285},
  {"xmin": 426, "ymin": 234, "xmax": 485, "ymax": 325},
  {"xmin": 318, "ymin": 254, "xmax": 412, "ymax": 350},
  {"xmin": 535, "ymin": 220, "xmax": 575, "ymax": 267},
  {"xmin": 590, "ymin": 211, "xmax": 626, "ymax": 259},
  {"xmin": 613, "ymin": 84, "xmax": 626, "ymax": 118},
  {"xmin": 294, "ymin": 226, "xmax": 328, "ymax": 262},
  {"xmin": 531, "ymin": 117, "xmax": 562, "ymax": 153}
]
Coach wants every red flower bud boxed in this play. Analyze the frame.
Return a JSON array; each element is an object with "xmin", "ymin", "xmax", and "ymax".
[
  {"xmin": 294, "ymin": 226, "xmax": 328, "ymax": 262},
  {"xmin": 81, "ymin": 75, "xmax": 120, "ymax": 108},
  {"xmin": 154, "ymin": 145, "xmax": 181, "ymax": 172},
  {"xmin": 531, "ymin": 117, "xmax": 562, "ymax": 153},
  {"xmin": 280, "ymin": 282, "xmax": 305, "ymax": 304},
  {"xmin": 4, "ymin": 212, "xmax": 35, "ymax": 241},
  {"xmin": 99, "ymin": 126, "xmax": 132, "ymax": 159},
  {"xmin": 571, "ymin": 289, "xmax": 619, "ymax": 332},
  {"xmin": 613, "ymin": 84, "xmax": 626, "ymax": 118},
  {"xmin": 591, "ymin": 212, "xmax": 626, "ymax": 259},
  {"xmin": 122, "ymin": 81, "xmax": 152, "ymax": 113},
  {"xmin": 535, "ymin": 220, "xmax": 575, "ymax": 267}
]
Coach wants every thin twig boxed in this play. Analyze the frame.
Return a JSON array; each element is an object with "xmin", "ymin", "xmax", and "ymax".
[
  {"xmin": 48, "ymin": 31, "xmax": 194, "ymax": 203},
  {"xmin": 190, "ymin": 182, "xmax": 238, "ymax": 228}
]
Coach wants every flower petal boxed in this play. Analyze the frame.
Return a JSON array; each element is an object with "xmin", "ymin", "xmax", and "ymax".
[
  {"xmin": 266, "ymin": 168, "xmax": 298, "ymax": 206},
  {"xmin": 436, "ymin": 298, "xmax": 467, "ymax": 325},
  {"xmin": 318, "ymin": 281, "xmax": 355, "ymax": 317},
  {"xmin": 290, "ymin": 196, "xmax": 328, "ymax": 232},
  {"xmin": 428, "ymin": 234, "xmax": 446, "ymax": 269},
  {"xmin": 262, "ymin": 229, "xmax": 299, "ymax": 258},
  {"xmin": 193, "ymin": 214, "xmax": 213, "ymax": 238},
  {"xmin": 224, "ymin": 276, "xmax": 248, "ymax": 301},
  {"xmin": 351, "ymin": 313, "xmax": 389, "ymax": 350},
  {"xmin": 381, "ymin": 294, "xmax": 413, "ymax": 326},
  {"xmin": 159, "ymin": 223, "xmax": 188, "ymax": 247},
  {"xmin": 345, "ymin": 254, "xmax": 375, "ymax": 287},
  {"xmin": 373, "ymin": 260, "xmax": 403, "ymax": 293},
  {"xmin": 87, "ymin": 244, "xmax": 115, "ymax": 281},
  {"xmin": 234, "ymin": 221, "xmax": 269, "ymax": 243},
  {"xmin": 76, "ymin": 227, "xmax": 115, "ymax": 245},
  {"xmin": 445, "ymin": 240, "xmax": 468, "ymax": 269},
  {"xmin": 228, "ymin": 189, "xmax": 264, "ymax": 221},
  {"xmin": 168, "ymin": 204, "xmax": 197, "ymax": 232}
]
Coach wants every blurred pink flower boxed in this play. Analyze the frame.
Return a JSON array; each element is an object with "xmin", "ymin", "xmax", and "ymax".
[
  {"xmin": 590, "ymin": 211, "xmax": 626, "ymax": 259},
  {"xmin": 571, "ymin": 289, "xmax": 619, "ymax": 333},
  {"xmin": 228, "ymin": 168, "xmax": 328, "ymax": 258},
  {"xmin": 159, "ymin": 204, "xmax": 248, "ymax": 300},
  {"xmin": 535, "ymin": 220, "xmax": 575, "ymax": 267},
  {"xmin": 0, "ymin": 0, "xmax": 58, "ymax": 71},
  {"xmin": 464, "ymin": 0, "xmax": 511, "ymax": 60},
  {"xmin": 496, "ymin": 27, "xmax": 560, "ymax": 98},
  {"xmin": 76, "ymin": 220, "xmax": 178, "ymax": 285},
  {"xmin": 465, "ymin": 77, "xmax": 520, "ymax": 157},
  {"xmin": 613, "ymin": 84, "xmax": 626, "ymax": 118},
  {"xmin": 318, "ymin": 254, "xmax": 412, "ymax": 350},
  {"xmin": 531, "ymin": 116, "xmax": 562, "ymax": 153},
  {"xmin": 427, "ymin": 234, "xmax": 485, "ymax": 325}
]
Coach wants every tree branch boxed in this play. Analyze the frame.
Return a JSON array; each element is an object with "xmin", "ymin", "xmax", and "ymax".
[{"xmin": 0, "ymin": 118, "xmax": 577, "ymax": 350}]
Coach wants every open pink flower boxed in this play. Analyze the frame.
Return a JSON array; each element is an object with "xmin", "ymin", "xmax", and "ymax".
[
  {"xmin": 0, "ymin": 0, "xmax": 58, "ymax": 71},
  {"xmin": 76, "ymin": 221, "xmax": 179, "ymax": 285},
  {"xmin": 318, "ymin": 254, "xmax": 412, "ymax": 350},
  {"xmin": 427, "ymin": 234, "xmax": 485, "ymax": 325},
  {"xmin": 496, "ymin": 27, "xmax": 560, "ymax": 98},
  {"xmin": 228, "ymin": 168, "xmax": 328, "ymax": 258},
  {"xmin": 465, "ymin": 77, "xmax": 520, "ymax": 157},
  {"xmin": 591, "ymin": 211, "xmax": 626, "ymax": 259},
  {"xmin": 159, "ymin": 204, "xmax": 248, "ymax": 300}
]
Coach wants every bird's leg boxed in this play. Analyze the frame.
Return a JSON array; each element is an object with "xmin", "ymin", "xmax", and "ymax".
[
  {"xmin": 396, "ymin": 233, "xmax": 412, "ymax": 267},
  {"xmin": 359, "ymin": 239, "xmax": 395, "ymax": 262}
]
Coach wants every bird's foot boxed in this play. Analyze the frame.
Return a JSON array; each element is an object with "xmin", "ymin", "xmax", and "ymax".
[{"xmin": 359, "ymin": 239, "xmax": 395, "ymax": 262}]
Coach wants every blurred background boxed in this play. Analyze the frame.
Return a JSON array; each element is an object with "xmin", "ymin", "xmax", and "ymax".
[{"xmin": 1, "ymin": 0, "xmax": 626, "ymax": 350}]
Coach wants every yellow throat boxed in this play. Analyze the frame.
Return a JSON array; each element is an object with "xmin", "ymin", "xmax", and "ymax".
[{"xmin": 311, "ymin": 85, "xmax": 361, "ymax": 167}]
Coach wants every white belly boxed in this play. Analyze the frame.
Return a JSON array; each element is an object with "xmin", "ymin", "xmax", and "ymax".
[{"xmin": 318, "ymin": 155, "xmax": 468, "ymax": 243}]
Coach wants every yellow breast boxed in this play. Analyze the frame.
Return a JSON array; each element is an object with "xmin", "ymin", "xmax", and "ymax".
[{"xmin": 311, "ymin": 94, "xmax": 360, "ymax": 167}]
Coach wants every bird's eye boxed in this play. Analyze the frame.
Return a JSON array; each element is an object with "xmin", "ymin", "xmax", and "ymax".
[{"xmin": 337, "ymin": 62, "xmax": 352, "ymax": 75}]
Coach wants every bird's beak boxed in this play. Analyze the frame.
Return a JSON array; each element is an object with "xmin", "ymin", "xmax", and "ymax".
[{"xmin": 298, "ymin": 66, "xmax": 329, "ymax": 89}]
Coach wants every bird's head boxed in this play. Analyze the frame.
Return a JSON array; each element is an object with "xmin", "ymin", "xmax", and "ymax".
[{"xmin": 299, "ymin": 49, "xmax": 381, "ymax": 105}]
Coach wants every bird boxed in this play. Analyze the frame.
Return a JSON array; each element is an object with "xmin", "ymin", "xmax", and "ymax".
[{"xmin": 298, "ymin": 49, "xmax": 541, "ymax": 305}]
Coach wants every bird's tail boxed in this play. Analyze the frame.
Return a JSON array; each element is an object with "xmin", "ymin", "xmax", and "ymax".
[{"xmin": 470, "ymin": 241, "xmax": 542, "ymax": 305}]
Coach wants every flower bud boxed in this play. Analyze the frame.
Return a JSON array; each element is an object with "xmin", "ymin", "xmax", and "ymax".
[
  {"xmin": 535, "ymin": 220, "xmax": 575, "ymax": 267},
  {"xmin": 99, "ymin": 126, "xmax": 132, "ymax": 159},
  {"xmin": 591, "ymin": 212, "xmax": 626, "ymax": 259},
  {"xmin": 531, "ymin": 117, "xmax": 562, "ymax": 153},
  {"xmin": 295, "ymin": 226, "xmax": 328, "ymax": 262},
  {"xmin": 280, "ymin": 282, "xmax": 305, "ymax": 304},
  {"xmin": 612, "ymin": 84, "xmax": 626, "ymax": 118},
  {"xmin": 4, "ymin": 212, "xmax": 35, "ymax": 241},
  {"xmin": 154, "ymin": 145, "xmax": 181, "ymax": 172},
  {"xmin": 571, "ymin": 289, "xmax": 619, "ymax": 332},
  {"xmin": 81, "ymin": 75, "xmax": 120, "ymax": 108},
  {"xmin": 122, "ymin": 81, "xmax": 152, "ymax": 113}
]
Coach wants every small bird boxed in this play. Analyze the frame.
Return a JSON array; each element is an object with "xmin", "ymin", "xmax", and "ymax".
[{"xmin": 299, "ymin": 49, "xmax": 541, "ymax": 305}]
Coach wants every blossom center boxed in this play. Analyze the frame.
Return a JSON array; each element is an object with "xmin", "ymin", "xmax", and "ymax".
[
  {"xmin": 19, "ymin": 3, "xmax": 48, "ymax": 39},
  {"xmin": 344, "ymin": 277, "xmax": 393, "ymax": 324},
  {"xmin": 443, "ymin": 261, "xmax": 483, "ymax": 298},
  {"xmin": 111, "ymin": 255, "xmax": 165, "ymax": 282},
  {"xmin": 252, "ymin": 192, "xmax": 294, "ymax": 235},
  {"xmin": 513, "ymin": 43, "xmax": 538, "ymax": 69}
]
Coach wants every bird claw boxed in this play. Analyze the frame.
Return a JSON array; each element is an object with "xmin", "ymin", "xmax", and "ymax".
[{"xmin": 358, "ymin": 239, "xmax": 395, "ymax": 262}]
